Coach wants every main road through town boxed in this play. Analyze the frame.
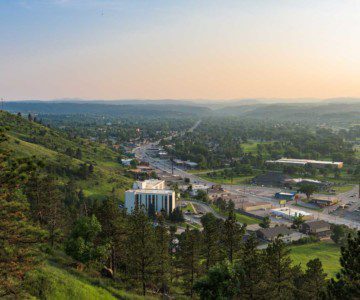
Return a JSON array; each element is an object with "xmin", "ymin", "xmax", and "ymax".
[{"xmin": 134, "ymin": 120, "xmax": 360, "ymax": 230}]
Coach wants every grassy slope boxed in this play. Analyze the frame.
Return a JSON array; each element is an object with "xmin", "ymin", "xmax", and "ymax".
[
  {"xmin": 289, "ymin": 241, "xmax": 341, "ymax": 278},
  {"xmin": 1, "ymin": 111, "xmax": 132, "ymax": 200},
  {"xmin": 31, "ymin": 263, "xmax": 152, "ymax": 300}
]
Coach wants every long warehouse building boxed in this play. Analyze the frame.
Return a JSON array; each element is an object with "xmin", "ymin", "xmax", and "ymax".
[{"xmin": 266, "ymin": 158, "xmax": 343, "ymax": 169}]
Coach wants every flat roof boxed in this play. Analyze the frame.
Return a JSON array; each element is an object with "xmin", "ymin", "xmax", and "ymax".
[
  {"xmin": 276, "ymin": 192, "xmax": 296, "ymax": 196},
  {"xmin": 126, "ymin": 189, "xmax": 174, "ymax": 194},
  {"xmin": 266, "ymin": 158, "xmax": 343, "ymax": 165},
  {"xmin": 271, "ymin": 207, "xmax": 312, "ymax": 217}
]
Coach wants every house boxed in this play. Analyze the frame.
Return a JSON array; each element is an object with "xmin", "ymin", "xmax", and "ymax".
[
  {"xmin": 257, "ymin": 226, "xmax": 305, "ymax": 243},
  {"xmin": 300, "ymin": 220, "xmax": 331, "ymax": 238}
]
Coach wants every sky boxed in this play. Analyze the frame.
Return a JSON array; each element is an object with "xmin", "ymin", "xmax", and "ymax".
[{"xmin": 1, "ymin": 0, "xmax": 360, "ymax": 101}]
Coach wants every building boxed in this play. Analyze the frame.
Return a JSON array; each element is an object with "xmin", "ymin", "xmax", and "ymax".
[
  {"xmin": 270, "ymin": 207, "xmax": 313, "ymax": 220},
  {"xmin": 121, "ymin": 158, "xmax": 133, "ymax": 166},
  {"xmin": 311, "ymin": 196, "xmax": 339, "ymax": 207},
  {"xmin": 240, "ymin": 201, "xmax": 273, "ymax": 212},
  {"xmin": 125, "ymin": 180, "xmax": 176, "ymax": 214},
  {"xmin": 275, "ymin": 192, "xmax": 297, "ymax": 201},
  {"xmin": 266, "ymin": 158, "xmax": 343, "ymax": 169},
  {"xmin": 300, "ymin": 220, "xmax": 331, "ymax": 238},
  {"xmin": 251, "ymin": 171, "xmax": 291, "ymax": 187},
  {"xmin": 190, "ymin": 184, "xmax": 210, "ymax": 196},
  {"xmin": 184, "ymin": 161, "xmax": 198, "ymax": 168},
  {"xmin": 257, "ymin": 226, "xmax": 305, "ymax": 243}
]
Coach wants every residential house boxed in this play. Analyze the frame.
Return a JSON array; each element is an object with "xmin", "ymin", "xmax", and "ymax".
[{"xmin": 300, "ymin": 220, "xmax": 331, "ymax": 239}]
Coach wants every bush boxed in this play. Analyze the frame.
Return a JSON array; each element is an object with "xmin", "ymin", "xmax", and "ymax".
[
  {"xmin": 24, "ymin": 269, "xmax": 53, "ymax": 299},
  {"xmin": 291, "ymin": 235, "xmax": 319, "ymax": 245}
]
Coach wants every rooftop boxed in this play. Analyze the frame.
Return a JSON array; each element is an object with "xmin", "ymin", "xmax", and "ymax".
[
  {"xmin": 271, "ymin": 207, "xmax": 312, "ymax": 217},
  {"xmin": 127, "ymin": 189, "xmax": 174, "ymax": 194},
  {"xmin": 257, "ymin": 226, "xmax": 292, "ymax": 239},
  {"xmin": 304, "ymin": 220, "xmax": 330, "ymax": 230},
  {"xmin": 266, "ymin": 158, "xmax": 343, "ymax": 166}
]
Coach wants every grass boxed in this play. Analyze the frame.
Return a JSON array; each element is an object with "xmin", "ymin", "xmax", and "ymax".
[
  {"xmin": 182, "ymin": 203, "xmax": 195, "ymax": 213},
  {"xmin": 234, "ymin": 212, "xmax": 261, "ymax": 225},
  {"xmin": 198, "ymin": 174, "xmax": 254, "ymax": 185},
  {"xmin": 289, "ymin": 241, "xmax": 341, "ymax": 278},
  {"xmin": 27, "ymin": 263, "xmax": 150, "ymax": 300},
  {"xmin": 293, "ymin": 203, "xmax": 323, "ymax": 211},
  {"xmin": 211, "ymin": 204, "xmax": 260, "ymax": 225},
  {"xmin": 1, "ymin": 112, "xmax": 133, "ymax": 202},
  {"xmin": 242, "ymin": 141, "xmax": 273, "ymax": 154}
]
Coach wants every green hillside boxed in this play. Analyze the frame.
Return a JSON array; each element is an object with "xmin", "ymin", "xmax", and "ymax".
[
  {"xmin": 0, "ymin": 111, "xmax": 132, "ymax": 200},
  {"xmin": 26, "ymin": 258, "xmax": 152, "ymax": 300}
]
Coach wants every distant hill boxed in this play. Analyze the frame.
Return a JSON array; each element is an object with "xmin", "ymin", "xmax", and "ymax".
[
  {"xmin": 3, "ymin": 101, "xmax": 210, "ymax": 117},
  {"xmin": 214, "ymin": 103, "xmax": 360, "ymax": 124}
]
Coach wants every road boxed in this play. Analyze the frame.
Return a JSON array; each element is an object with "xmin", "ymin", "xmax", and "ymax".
[{"xmin": 134, "ymin": 120, "xmax": 360, "ymax": 230}]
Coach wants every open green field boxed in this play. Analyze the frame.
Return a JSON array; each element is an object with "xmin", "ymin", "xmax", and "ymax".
[
  {"xmin": 198, "ymin": 174, "xmax": 254, "ymax": 185},
  {"xmin": 211, "ymin": 205, "xmax": 260, "ymax": 225},
  {"xmin": 241, "ymin": 141, "xmax": 273, "ymax": 154},
  {"xmin": 289, "ymin": 241, "xmax": 341, "ymax": 278}
]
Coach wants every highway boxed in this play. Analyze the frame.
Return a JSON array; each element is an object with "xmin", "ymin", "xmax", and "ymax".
[{"xmin": 133, "ymin": 121, "xmax": 360, "ymax": 230}]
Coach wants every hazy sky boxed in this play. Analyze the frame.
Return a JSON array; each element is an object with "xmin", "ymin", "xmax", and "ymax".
[{"xmin": 1, "ymin": 0, "xmax": 360, "ymax": 100}]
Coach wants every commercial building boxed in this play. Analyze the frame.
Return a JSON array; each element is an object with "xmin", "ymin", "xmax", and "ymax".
[
  {"xmin": 125, "ymin": 180, "xmax": 176, "ymax": 214},
  {"xmin": 311, "ymin": 196, "xmax": 339, "ymax": 207},
  {"xmin": 270, "ymin": 207, "xmax": 313, "ymax": 220},
  {"xmin": 240, "ymin": 201, "xmax": 273, "ymax": 212},
  {"xmin": 266, "ymin": 158, "xmax": 343, "ymax": 169},
  {"xmin": 275, "ymin": 192, "xmax": 297, "ymax": 201}
]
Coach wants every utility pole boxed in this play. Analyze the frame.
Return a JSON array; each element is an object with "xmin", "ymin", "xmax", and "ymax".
[{"xmin": 1, "ymin": 98, "xmax": 3, "ymax": 111}]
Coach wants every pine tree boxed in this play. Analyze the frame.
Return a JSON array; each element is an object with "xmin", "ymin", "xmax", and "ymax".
[
  {"xmin": 221, "ymin": 200, "xmax": 246, "ymax": 262},
  {"xmin": 26, "ymin": 174, "xmax": 66, "ymax": 248},
  {"xmin": 238, "ymin": 234, "xmax": 267, "ymax": 299},
  {"xmin": 178, "ymin": 226, "xmax": 202, "ymax": 297},
  {"xmin": 328, "ymin": 231, "xmax": 360, "ymax": 298},
  {"xmin": 75, "ymin": 148, "xmax": 83, "ymax": 160},
  {"xmin": 200, "ymin": 213, "xmax": 223, "ymax": 270},
  {"xmin": 259, "ymin": 216, "xmax": 271, "ymax": 228},
  {"xmin": 264, "ymin": 238, "xmax": 295, "ymax": 299},
  {"xmin": 301, "ymin": 258, "xmax": 327, "ymax": 299},
  {"xmin": 126, "ymin": 207, "xmax": 157, "ymax": 295},
  {"xmin": 96, "ymin": 196, "xmax": 127, "ymax": 277},
  {"xmin": 155, "ymin": 214, "xmax": 170, "ymax": 294}
]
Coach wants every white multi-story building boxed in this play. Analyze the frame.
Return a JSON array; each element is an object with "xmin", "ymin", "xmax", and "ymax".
[{"xmin": 125, "ymin": 180, "xmax": 176, "ymax": 214}]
